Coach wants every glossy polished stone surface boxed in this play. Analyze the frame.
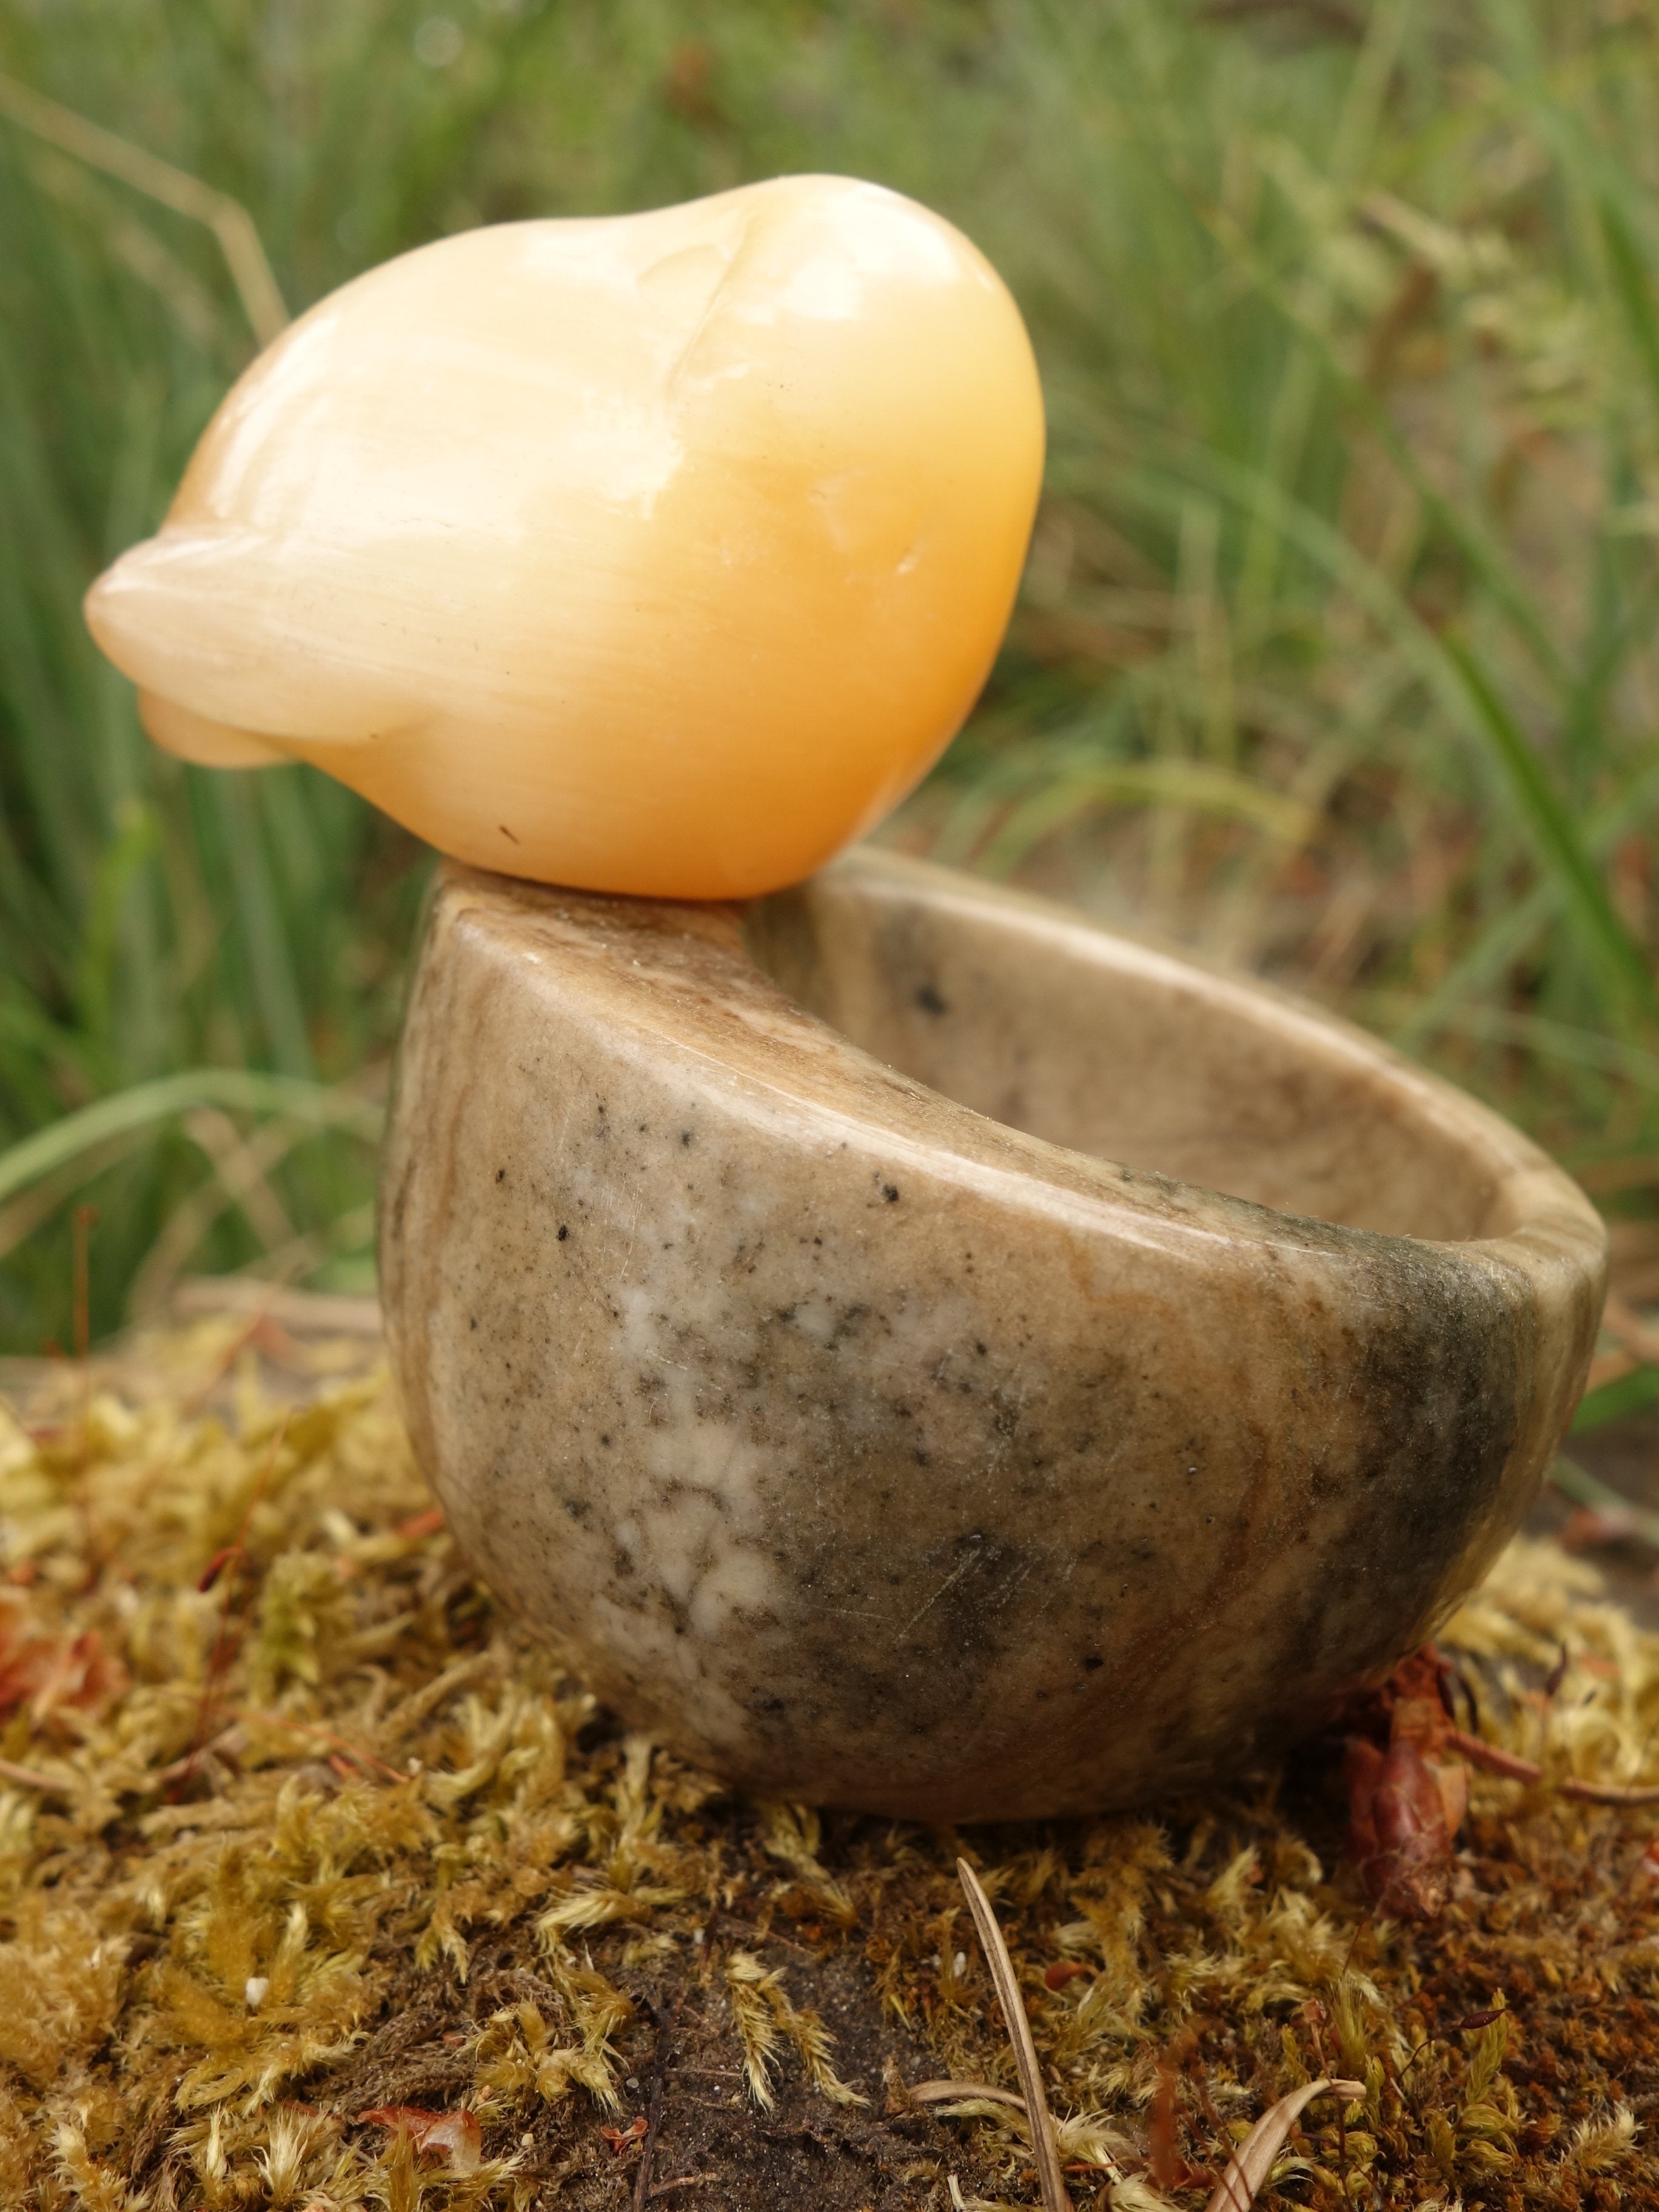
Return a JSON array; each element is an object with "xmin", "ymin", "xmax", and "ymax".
[
  {"xmin": 83, "ymin": 178, "xmax": 1042, "ymax": 901},
  {"xmin": 380, "ymin": 850, "xmax": 1606, "ymax": 1820}
]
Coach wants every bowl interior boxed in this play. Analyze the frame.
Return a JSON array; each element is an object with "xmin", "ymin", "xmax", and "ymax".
[{"xmin": 745, "ymin": 861, "xmax": 1523, "ymax": 1244}]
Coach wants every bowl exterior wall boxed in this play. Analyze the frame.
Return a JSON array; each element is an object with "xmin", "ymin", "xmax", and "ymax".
[{"xmin": 380, "ymin": 861, "xmax": 1604, "ymax": 1820}]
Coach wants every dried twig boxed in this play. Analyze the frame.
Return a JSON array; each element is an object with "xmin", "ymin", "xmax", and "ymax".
[
  {"xmin": 180, "ymin": 1296, "xmax": 302, "ymax": 1416},
  {"xmin": 956, "ymin": 1857, "xmax": 1071, "ymax": 2212},
  {"xmin": 911, "ymin": 2079, "xmax": 1031, "ymax": 2115},
  {"xmin": 169, "ymin": 1410, "xmax": 289, "ymax": 1800},
  {"xmin": 634, "ymin": 1997, "xmax": 678, "ymax": 2212},
  {"xmin": 169, "ymin": 1275, "xmax": 384, "ymax": 1335},
  {"xmin": 152, "ymin": 1723, "xmax": 246, "ymax": 1792},
  {"xmin": 1604, "ymin": 1292, "xmax": 1659, "ymax": 1367},
  {"xmin": 0, "ymin": 1754, "xmax": 71, "ymax": 1797},
  {"xmin": 213, "ymin": 1706, "xmax": 407, "ymax": 1783},
  {"xmin": 71, "ymin": 1202, "xmax": 97, "ymax": 1363},
  {"xmin": 1552, "ymin": 1454, "xmax": 1659, "ymax": 1555},
  {"xmin": 1205, "ymin": 2077, "xmax": 1364, "ymax": 2212},
  {"xmin": 1446, "ymin": 1726, "xmax": 1659, "ymax": 1806},
  {"xmin": 129, "ymin": 1113, "xmax": 310, "ymax": 1316},
  {"xmin": 1560, "ymin": 1775, "xmax": 1659, "ymax": 1807}
]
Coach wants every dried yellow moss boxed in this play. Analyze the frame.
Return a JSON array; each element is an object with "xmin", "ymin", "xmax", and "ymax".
[{"xmin": 2, "ymin": 1325, "xmax": 1657, "ymax": 2208}]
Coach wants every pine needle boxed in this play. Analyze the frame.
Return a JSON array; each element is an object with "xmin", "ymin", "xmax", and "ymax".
[
  {"xmin": 957, "ymin": 1858, "xmax": 1071, "ymax": 2212},
  {"xmin": 1205, "ymin": 2077, "xmax": 1364, "ymax": 2212}
]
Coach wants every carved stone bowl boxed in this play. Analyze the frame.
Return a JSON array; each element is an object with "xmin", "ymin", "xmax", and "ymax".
[{"xmin": 380, "ymin": 848, "xmax": 1605, "ymax": 1822}]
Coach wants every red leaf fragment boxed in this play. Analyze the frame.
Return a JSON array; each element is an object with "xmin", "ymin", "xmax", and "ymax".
[
  {"xmin": 0, "ymin": 1602, "xmax": 125, "ymax": 1724},
  {"xmin": 1044, "ymin": 1960, "xmax": 1090, "ymax": 1992},
  {"xmin": 600, "ymin": 2116, "xmax": 648, "ymax": 2153},
  {"xmin": 1560, "ymin": 1504, "xmax": 1640, "ymax": 1552},
  {"xmin": 1150, "ymin": 2065, "xmax": 1202, "ymax": 2190},
  {"xmin": 357, "ymin": 2106, "xmax": 481, "ymax": 2175},
  {"xmin": 1346, "ymin": 1697, "xmax": 1466, "ymax": 1921}
]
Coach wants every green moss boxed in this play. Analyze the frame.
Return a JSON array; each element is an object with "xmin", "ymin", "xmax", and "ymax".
[{"xmin": 0, "ymin": 1322, "xmax": 1656, "ymax": 2204}]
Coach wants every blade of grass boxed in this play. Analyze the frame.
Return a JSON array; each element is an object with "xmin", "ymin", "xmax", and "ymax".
[
  {"xmin": 0, "ymin": 67, "xmax": 286, "ymax": 343},
  {"xmin": 0, "ymin": 1070, "xmax": 382, "ymax": 1210},
  {"xmin": 977, "ymin": 758, "xmax": 1315, "ymax": 876},
  {"xmin": 7, "ymin": 0, "xmax": 1659, "ymax": 1347},
  {"xmin": 208, "ymin": 775, "xmax": 319, "ymax": 1079},
  {"xmin": 1395, "ymin": 751, "xmax": 1659, "ymax": 1052},
  {"xmin": 1101, "ymin": 447, "xmax": 1656, "ymax": 1038},
  {"xmin": 1476, "ymin": 0, "xmax": 1659, "ymax": 425},
  {"xmin": 1236, "ymin": 0, "xmax": 1414, "ymax": 626},
  {"xmin": 1440, "ymin": 634, "xmax": 1658, "ymax": 1033},
  {"xmin": 1366, "ymin": 997, "xmax": 1659, "ymax": 1091},
  {"xmin": 1598, "ymin": 198, "xmax": 1659, "ymax": 426},
  {"xmin": 1193, "ymin": 184, "xmax": 1574, "ymax": 698},
  {"xmin": 1570, "ymin": 1372, "xmax": 1659, "ymax": 1436}
]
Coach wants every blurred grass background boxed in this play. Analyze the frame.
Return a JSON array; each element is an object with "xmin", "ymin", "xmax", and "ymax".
[{"xmin": 4, "ymin": 0, "xmax": 1659, "ymax": 1356}]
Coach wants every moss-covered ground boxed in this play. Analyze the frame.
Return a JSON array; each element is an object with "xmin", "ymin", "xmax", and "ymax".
[{"xmin": 2, "ymin": 1302, "xmax": 1658, "ymax": 2209}]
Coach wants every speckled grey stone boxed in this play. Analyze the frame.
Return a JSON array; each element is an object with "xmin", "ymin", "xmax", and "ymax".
[{"xmin": 378, "ymin": 848, "xmax": 1606, "ymax": 1822}]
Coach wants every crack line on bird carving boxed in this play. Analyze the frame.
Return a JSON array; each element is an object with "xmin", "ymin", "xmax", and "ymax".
[{"xmin": 665, "ymin": 213, "xmax": 757, "ymax": 398}]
